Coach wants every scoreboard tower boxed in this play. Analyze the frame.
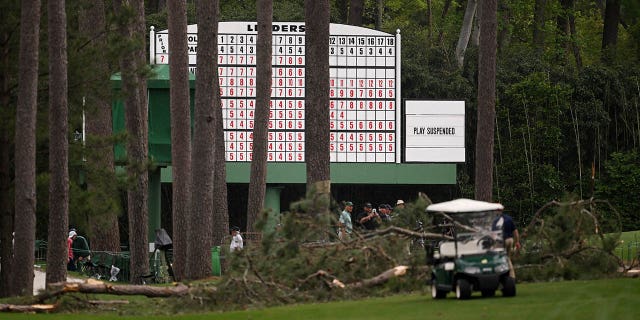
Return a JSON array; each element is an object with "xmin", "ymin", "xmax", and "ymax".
[{"xmin": 113, "ymin": 22, "xmax": 460, "ymax": 236}]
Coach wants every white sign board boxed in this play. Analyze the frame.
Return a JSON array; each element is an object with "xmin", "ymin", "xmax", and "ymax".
[
  {"xmin": 404, "ymin": 101, "xmax": 465, "ymax": 162},
  {"xmin": 150, "ymin": 22, "xmax": 401, "ymax": 163}
]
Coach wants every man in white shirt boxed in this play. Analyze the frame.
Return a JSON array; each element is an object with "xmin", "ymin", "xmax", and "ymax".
[
  {"xmin": 230, "ymin": 226, "xmax": 244, "ymax": 252},
  {"xmin": 338, "ymin": 201, "xmax": 354, "ymax": 240}
]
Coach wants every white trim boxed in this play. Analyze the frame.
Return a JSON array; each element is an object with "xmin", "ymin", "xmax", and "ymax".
[{"xmin": 149, "ymin": 26, "xmax": 155, "ymax": 64}]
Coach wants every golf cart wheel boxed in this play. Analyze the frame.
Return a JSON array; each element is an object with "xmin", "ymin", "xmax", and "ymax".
[
  {"xmin": 431, "ymin": 281, "xmax": 447, "ymax": 299},
  {"xmin": 481, "ymin": 290, "xmax": 496, "ymax": 297},
  {"xmin": 455, "ymin": 279, "xmax": 472, "ymax": 300},
  {"xmin": 501, "ymin": 276, "xmax": 516, "ymax": 297}
]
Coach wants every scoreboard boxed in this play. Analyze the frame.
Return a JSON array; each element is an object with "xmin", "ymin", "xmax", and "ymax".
[{"xmin": 150, "ymin": 22, "xmax": 401, "ymax": 163}]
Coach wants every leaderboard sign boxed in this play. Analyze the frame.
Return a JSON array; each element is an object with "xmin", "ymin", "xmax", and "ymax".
[{"xmin": 150, "ymin": 22, "xmax": 401, "ymax": 163}]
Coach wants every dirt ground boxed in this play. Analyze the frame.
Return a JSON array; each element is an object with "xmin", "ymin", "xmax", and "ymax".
[{"xmin": 33, "ymin": 265, "xmax": 83, "ymax": 295}]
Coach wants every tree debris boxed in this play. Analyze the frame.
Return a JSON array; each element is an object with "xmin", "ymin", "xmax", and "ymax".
[
  {"xmin": 0, "ymin": 303, "xmax": 57, "ymax": 313},
  {"xmin": 43, "ymin": 279, "xmax": 189, "ymax": 298}
]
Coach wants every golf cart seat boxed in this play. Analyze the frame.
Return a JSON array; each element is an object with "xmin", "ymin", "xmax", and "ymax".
[{"xmin": 439, "ymin": 240, "xmax": 482, "ymax": 257}]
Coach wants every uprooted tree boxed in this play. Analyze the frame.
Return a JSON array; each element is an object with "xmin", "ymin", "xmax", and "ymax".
[
  {"xmin": 516, "ymin": 196, "xmax": 626, "ymax": 281},
  {"xmin": 201, "ymin": 195, "xmax": 442, "ymax": 310},
  {"xmin": 182, "ymin": 195, "xmax": 625, "ymax": 311}
]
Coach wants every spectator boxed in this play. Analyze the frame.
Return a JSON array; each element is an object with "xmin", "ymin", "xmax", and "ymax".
[
  {"xmin": 378, "ymin": 204, "xmax": 393, "ymax": 222},
  {"xmin": 229, "ymin": 226, "xmax": 244, "ymax": 252},
  {"xmin": 492, "ymin": 210, "xmax": 521, "ymax": 278},
  {"xmin": 67, "ymin": 230, "xmax": 77, "ymax": 271},
  {"xmin": 395, "ymin": 199, "xmax": 405, "ymax": 210},
  {"xmin": 356, "ymin": 202, "xmax": 381, "ymax": 231},
  {"xmin": 338, "ymin": 201, "xmax": 354, "ymax": 240},
  {"xmin": 72, "ymin": 232, "xmax": 91, "ymax": 266}
]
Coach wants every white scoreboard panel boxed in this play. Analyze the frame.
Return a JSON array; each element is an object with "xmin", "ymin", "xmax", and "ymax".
[{"xmin": 150, "ymin": 22, "xmax": 401, "ymax": 163}]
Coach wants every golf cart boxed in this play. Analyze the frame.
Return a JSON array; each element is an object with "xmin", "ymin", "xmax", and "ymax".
[{"xmin": 426, "ymin": 198, "xmax": 516, "ymax": 299}]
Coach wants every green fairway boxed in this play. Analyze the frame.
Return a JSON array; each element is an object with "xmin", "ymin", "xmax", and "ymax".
[{"xmin": 2, "ymin": 277, "xmax": 639, "ymax": 320}]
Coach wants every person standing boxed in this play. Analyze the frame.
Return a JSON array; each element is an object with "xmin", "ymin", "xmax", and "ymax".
[
  {"xmin": 356, "ymin": 202, "xmax": 380, "ymax": 231},
  {"xmin": 67, "ymin": 230, "xmax": 77, "ymax": 271},
  {"xmin": 378, "ymin": 204, "xmax": 393, "ymax": 222},
  {"xmin": 492, "ymin": 210, "xmax": 521, "ymax": 278},
  {"xmin": 338, "ymin": 201, "xmax": 354, "ymax": 240},
  {"xmin": 229, "ymin": 226, "xmax": 244, "ymax": 252}
]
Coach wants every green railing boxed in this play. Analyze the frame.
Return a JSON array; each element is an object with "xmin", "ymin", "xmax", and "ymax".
[
  {"xmin": 616, "ymin": 241, "xmax": 640, "ymax": 264},
  {"xmin": 35, "ymin": 240, "xmax": 47, "ymax": 263},
  {"xmin": 31, "ymin": 241, "xmax": 200, "ymax": 283}
]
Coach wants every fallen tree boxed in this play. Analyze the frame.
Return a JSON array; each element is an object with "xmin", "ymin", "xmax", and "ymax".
[
  {"xmin": 516, "ymin": 197, "xmax": 624, "ymax": 280},
  {"xmin": 1, "ymin": 262, "xmax": 426, "ymax": 314},
  {"xmin": 3, "ymin": 195, "xmax": 625, "ymax": 314},
  {"xmin": 40, "ymin": 278, "xmax": 190, "ymax": 300},
  {"xmin": 0, "ymin": 279, "xmax": 190, "ymax": 313},
  {"xmin": 0, "ymin": 303, "xmax": 56, "ymax": 313}
]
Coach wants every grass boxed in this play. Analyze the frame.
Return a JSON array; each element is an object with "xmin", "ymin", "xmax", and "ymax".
[{"xmin": 2, "ymin": 277, "xmax": 639, "ymax": 319}]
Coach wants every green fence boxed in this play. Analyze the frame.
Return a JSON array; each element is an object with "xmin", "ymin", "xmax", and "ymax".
[
  {"xmin": 35, "ymin": 240, "xmax": 47, "ymax": 263},
  {"xmin": 616, "ymin": 241, "xmax": 639, "ymax": 264},
  {"xmin": 38, "ymin": 245, "xmax": 178, "ymax": 284}
]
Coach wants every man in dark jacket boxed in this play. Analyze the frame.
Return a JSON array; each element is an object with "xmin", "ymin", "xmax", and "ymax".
[
  {"xmin": 492, "ymin": 210, "xmax": 521, "ymax": 278},
  {"xmin": 356, "ymin": 202, "xmax": 381, "ymax": 231}
]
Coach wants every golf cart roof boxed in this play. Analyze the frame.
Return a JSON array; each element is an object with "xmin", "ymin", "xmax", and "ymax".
[{"xmin": 426, "ymin": 198, "xmax": 504, "ymax": 213}]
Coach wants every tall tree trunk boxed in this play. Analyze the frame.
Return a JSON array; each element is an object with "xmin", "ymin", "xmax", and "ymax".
[
  {"xmin": 168, "ymin": 0, "xmax": 191, "ymax": 282},
  {"xmin": 556, "ymin": 0, "xmax": 581, "ymax": 67},
  {"xmin": 190, "ymin": 0, "xmax": 220, "ymax": 279},
  {"xmin": 148, "ymin": 0, "xmax": 167, "ymax": 13},
  {"xmin": 304, "ymin": 0, "xmax": 331, "ymax": 215},
  {"xmin": 533, "ymin": 0, "xmax": 547, "ymax": 55},
  {"xmin": 212, "ymin": 89, "xmax": 228, "ymax": 247},
  {"xmin": 0, "ymin": 24, "xmax": 15, "ymax": 297},
  {"xmin": 131, "ymin": 0, "xmax": 150, "ymax": 285},
  {"xmin": 0, "ymin": 122, "xmax": 11, "ymax": 296},
  {"xmin": 336, "ymin": 0, "xmax": 348, "ymax": 23},
  {"xmin": 455, "ymin": 0, "xmax": 477, "ymax": 68},
  {"xmin": 474, "ymin": 0, "xmax": 497, "ymax": 202},
  {"xmin": 348, "ymin": 0, "xmax": 364, "ymax": 26},
  {"xmin": 46, "ymin": 0, "xmax": 69, "ymax": 286},
  {"xmin": 206, "ymin": 3, "xmax": 227, "ymax": 249},
  {"xmin": 12, "ymin": 0, "xmax": 41, "ymax": 297},
  {"xmin": 114, "ymin": 0, "xmax": 149, "ymax": 284},
  {"xmin": 376, "ymin": 0, "xmax": 384, "ymax": 30},
  {"xmin": 79, "ymin": 0, "xmax": 121, "ymax": 256},
  {"xmin": 496, "ymin": 0, "xmax": 510, "ymax": 52},
  {"xmin": 471, "ymin": 4, "xmax": 480, "ymax": 47},
  {"xmin": 556, "ymin": 0, "xmax": 571, "ymax": 65},
  {"xmin": 601, "ymin": 0, "xmax": 620, "ymax": 63},
  {"xmin": 246, "ymin": 0, "xmax": 273, "ymax": 233},
  {"xmin": 426, "ymin": 0, "xmax": 433, "ymax": 46},
  {"xmin": 437, "ymin": 0, "xmax": 453, "ymax": 46},
  {"xmin": 568, "ymin": 5, "xmax": 582, "ymax": 69}
]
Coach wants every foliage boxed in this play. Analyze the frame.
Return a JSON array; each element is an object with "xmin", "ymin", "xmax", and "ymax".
[
  {"xmin": 516, "ymin": 196, "xmax": 622, "ymax": 281},
  {"xmin": 494, "ymin": 71, "xmax": 571, "ymax": 221},
  {"xmin": 171, "ymin": 196, "xmax": 433, "ymax": 312},
  {"xmin": 596, "ymin": 151, "xmax": 640, "ymax": 231}
]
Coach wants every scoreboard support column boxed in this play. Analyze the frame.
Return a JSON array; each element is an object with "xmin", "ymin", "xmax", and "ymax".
[
  {"xmin": 395, "ymin": 29, "xmax": 401, "ymax": 164},
  {"xmin": 265, "ymin": 186, "xmax": 283, "ymax": 232}
]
